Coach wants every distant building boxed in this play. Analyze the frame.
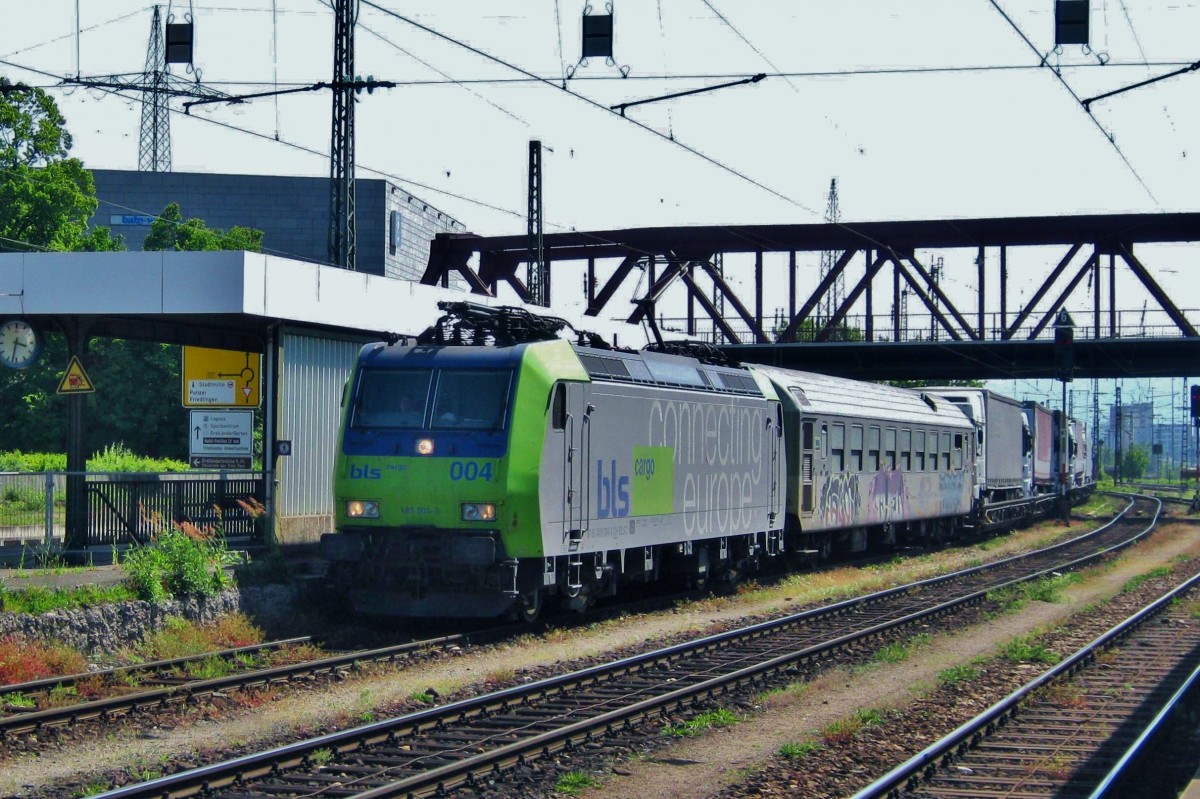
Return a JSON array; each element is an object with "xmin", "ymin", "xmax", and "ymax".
[
  {"xmin": 1109, "ymin": 401, "xmax": 1193, "ymax": 477},
  {"xmin": 89, "ymin": 169, "xmax": 467, "ymax": 281},
  {"xmin": 1109, "ymin": 402, "xmax": 1153, "ymax": 451}
]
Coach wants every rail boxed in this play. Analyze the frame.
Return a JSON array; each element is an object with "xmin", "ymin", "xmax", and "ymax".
[{"xmin": 90, "ymin": 495, "xmax": 1159, "ymax": 799}]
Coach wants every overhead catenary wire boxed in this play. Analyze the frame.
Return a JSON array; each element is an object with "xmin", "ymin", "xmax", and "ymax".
[
  {"xmin": 357, "ymin": 0, "xmax": 817, "ymax": 218},
  {"xmin": 984, "ymin": 0, "xmax": 1157, "ymax": 204},
  {"xmin": 0, "ymin": 53, "xmax": 682, "ymax": 279}
]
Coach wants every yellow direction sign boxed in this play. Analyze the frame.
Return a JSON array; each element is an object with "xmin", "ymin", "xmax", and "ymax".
[
  {"xmin": 182, "ymin": 346, "xmax": 261, "ymax": 408},
  {"xmin": 56, "ymin": 356, "xmax": 95, "ymax": 394}
]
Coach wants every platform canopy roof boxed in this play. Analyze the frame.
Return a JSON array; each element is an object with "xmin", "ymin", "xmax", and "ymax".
[{"xmin": 0, "ymin": 251, "xmax": 637, "ymax": 351}]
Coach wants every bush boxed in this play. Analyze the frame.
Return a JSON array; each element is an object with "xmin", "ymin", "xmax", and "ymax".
[
  {"xmin": 0, "ymin": 635, "xmax": 88, "ymax": 684},
  {"xmin": 0, "ymin": 446, "xmax": 189, "ymax": 473},
  {"xmin": 88, "ymin": 443, "xmax": 189, "ymax": 473},
  {"xmin": 122, "ymin": 526, "xmax": 235, "ymax": 601},
  {"xmin": 0, "ymin": 451, "xmax": 67, "ymax": 471}
]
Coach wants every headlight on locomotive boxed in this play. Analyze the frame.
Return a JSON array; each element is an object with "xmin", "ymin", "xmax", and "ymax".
[
  {"xmin": 346, "ymin": 499, "xmax": 381, "ymax": 518},
  {"xmin": 460, "ymin": 502, "xmax": 496, "ymax": 522}
]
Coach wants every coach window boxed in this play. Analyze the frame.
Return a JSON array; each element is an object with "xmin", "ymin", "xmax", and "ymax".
[
  {"xmin": 850, "ymin": 425, "xmax": 864, "ymax": 472},
  {"xmin": 884, "ymin": 427, "xmax": 897, "ymax": 469},
  {"xmin": 914, "ymin": 430, "xmax": 926, "ymax": 471},
  {"xmin": 830, "ymin": 423, "xmax": 845, "ymax": 472},
  {"xmin": 953, "ymin": 433, "xmax": 964, "ymax": 469},
  {"xmin": 899, "ymin": 429, "xmax": 912, "ymax": 471},
  {"xmin": 928, "ymin": 429, "xmax": 939, "ymax": 470},
  {"xmin": 941, "ymin": 433, "xmax": 951, "ymax": 471},
  {"xmin": 821, "ymin": 423, "xmax": 829, "ymax": 458},
  {"xmin": 866, "ymin": 426, "xmax": 880, "ymax": 471}
]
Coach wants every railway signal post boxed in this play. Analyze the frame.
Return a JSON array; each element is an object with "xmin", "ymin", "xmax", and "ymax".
[{"xmin": 1055, "ymin": 310, "xmax": 1075, "ymax": 523}]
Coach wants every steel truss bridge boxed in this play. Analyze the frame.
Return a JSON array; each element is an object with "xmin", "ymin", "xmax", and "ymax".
[{"xmin": 422, "ymin": 212, "xmax": 1200, "ymax": 381}]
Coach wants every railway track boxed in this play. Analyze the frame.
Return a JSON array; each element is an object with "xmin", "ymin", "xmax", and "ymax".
[
  {"xmin": 0, "ymin": 631, "xmax": 474, "ymax": 741},
  {"xmin": 90, "ymin": 494, "xmax": 1163, "ymax": 799},
  {"xmin": 853, "ymin": 551, "xmax": 1200, "ymax": 798}
]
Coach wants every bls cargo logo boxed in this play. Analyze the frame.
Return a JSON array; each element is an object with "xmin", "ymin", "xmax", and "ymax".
[
  {"xmin": 596, "ymin": 447, "xmax": 674, "ymax": 519},
  {"xmin": 348, "ymin": 463, "xmax": 382, "ymax": 479},
  {"xmin": 596, "ymin": 459, "xmax": 630, "ymax": 518}
]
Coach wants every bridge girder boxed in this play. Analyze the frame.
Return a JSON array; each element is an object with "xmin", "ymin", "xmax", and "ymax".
[{"xmin": 423, "ymin": 213, "xmax": 1200, "ymax": 375}]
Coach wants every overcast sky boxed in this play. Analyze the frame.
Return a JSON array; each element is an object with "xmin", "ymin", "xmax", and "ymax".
[{"xmin": 2, "ymin": 1, "xmax": 1198, "ymax": 422}]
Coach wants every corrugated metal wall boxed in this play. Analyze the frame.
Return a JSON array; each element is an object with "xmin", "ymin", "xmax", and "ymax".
[{"xmin": 278, "ymin": 332, "xmax": 361, "ymax": 522}]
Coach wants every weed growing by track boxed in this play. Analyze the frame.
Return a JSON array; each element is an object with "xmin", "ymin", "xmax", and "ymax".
[
  {"xmin": 0, "ymin": 634, "xmax": 88, "ymax": 683},
  {"xmin": 663, "ymin": 708, "xmax": 739, "ymax": 737},
  {"xmin": 555, "ymin": 770, "xmax": 601, "ymax": 794},
  {"xmin": 126, "ymin": 614, "xmax": 264, "ymax": 662},
  {"xmin": 779, "ymin": 740, "xmax": 823, "ymax": 759}
]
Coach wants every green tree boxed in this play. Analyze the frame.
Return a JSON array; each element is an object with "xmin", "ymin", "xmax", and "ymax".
[
  {"xmin": 1121, "ymin": 444, "xmax": 1149, "ymax": 480},
  {"xmin": 143, "ymin": 202, "xmax": 264, "ymax": 252},
  {"xmin": 0, "ymin": 76, "xmax": 122, "ymax": 253}
]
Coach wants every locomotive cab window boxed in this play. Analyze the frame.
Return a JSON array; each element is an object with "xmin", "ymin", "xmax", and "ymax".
[
  {"xmin": 432, "ymin": 369, "xmax": 513, "ymax": 430},
  {"xmin": 551, "ymin": 383, "xmax": 567, "ymax": 430},
  {"xmin": 354, "ymin": 368, "xmax": 433, "ymax": 428},
  {"xmin": 953, "ymin": 433, "xmax": 964, "ymax": 469}
]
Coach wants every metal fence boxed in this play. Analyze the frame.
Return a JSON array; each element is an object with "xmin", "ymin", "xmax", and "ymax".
[{"xmin": 0, "ymin": 471, "xmax": 266, "ymax": 554}]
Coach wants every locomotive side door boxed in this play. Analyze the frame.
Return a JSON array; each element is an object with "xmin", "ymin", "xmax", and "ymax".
[
  {"xmin": 559, "ymin": 381, "xmax": 589, "ymax": 548},
  {"xmin": 769, "ymin": 402, "xmax": 784, "ymax": 526}
]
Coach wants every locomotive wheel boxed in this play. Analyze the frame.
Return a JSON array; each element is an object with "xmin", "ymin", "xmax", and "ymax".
[{"xmin": 516, "ymin": 589, "xmax": 543, "ymax": 623}]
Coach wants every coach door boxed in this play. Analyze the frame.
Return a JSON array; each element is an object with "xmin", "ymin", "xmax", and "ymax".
[{"xmin": 800, "ymin": 418, "xmax": 816, "ymax": 515}]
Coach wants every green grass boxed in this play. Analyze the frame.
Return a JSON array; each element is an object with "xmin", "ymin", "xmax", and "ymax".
[
  {"xmin": 986, "ymin": 573, "xmax": 1079, "ymax": 615},
  {"xmin": 0, "ymin": 583, "xmax": 138, "ymax": 615},
  {"xmin": 71, "ymin": 781, "xmax": 110, "ymax": 798},
  {"xmin": 1001, "ymin": 636, "xmax": 1061, "ymax": 665},
  {"xmin": 1122, "ymin": 566, "xmax": 1172, "ymax": 594},
  {"xmin": 1025, "ymin": 573, "xmax": 1080, "ymax": 603},
  {"xmin": 662, "ymin": 708, "xmax": 739, "ymax": 737},
  {"xmin": 779, "ymin": 740, "xmax": 822, "ymax": 759},
  {"xmin": 185, "ymin": 656, "xmax": 234, "ymax": 680},
  {"xmin": 555, "ymin": 771, "xmax": 601, "ymax": 795},
  {"xmin": 937, "ymin": 664, "xmax": 983, "ymax": 685},
  {"xmin": 1, "ymin": 691, "xmax": 36, "ymax": 708}
]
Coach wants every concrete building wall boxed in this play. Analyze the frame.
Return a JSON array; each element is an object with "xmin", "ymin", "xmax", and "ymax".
[{"xmin": 89, "ymin": 169, "xmax": 466, "ymax": 281}]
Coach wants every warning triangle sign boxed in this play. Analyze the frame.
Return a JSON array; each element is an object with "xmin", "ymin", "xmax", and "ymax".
[{"xmin": 56, "ymin": 356, "xmax": 96, "ymax": 394}]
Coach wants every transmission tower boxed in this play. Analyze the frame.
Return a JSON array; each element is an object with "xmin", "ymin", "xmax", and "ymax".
[
  {"xmin": 139, "ymin": 6, "xmax": 171, "ymax": 171},
  {"xmin": 66, "ymin": 6, "xmax": 228, "ymax": 172},
  {"xmin": 527, "ymin": 140, "xmax": 547, "ymax": 306},
  {"xmin": 818, "ymin": 178, "xmax": 842, "ymax": 323}
]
